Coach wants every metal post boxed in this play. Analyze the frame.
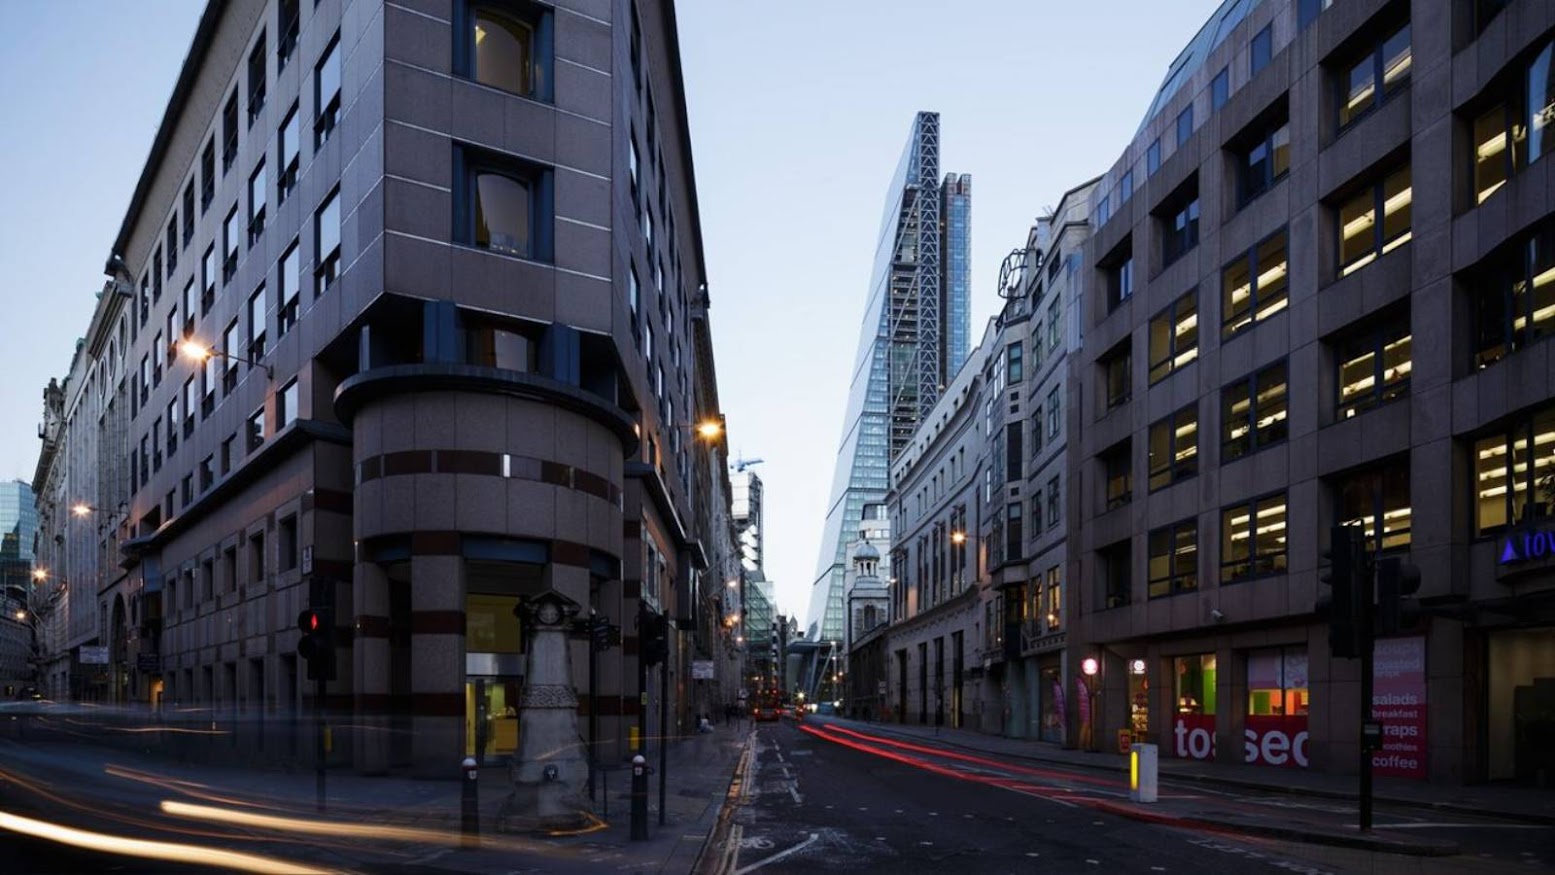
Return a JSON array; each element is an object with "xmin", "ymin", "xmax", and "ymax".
[
  {"xmin": 315, "ymin": 675, "xmax": 326, "ymax": 813},
  {"xmin": 658, "ymin": 658, "xmax": 668, "ymax": 826},
  {"xmin": 629, "ymin": 754, "xmax": 648, "ymax": 841},
  {"xmin": 588, "ymin": 610, "xmax": 598, "ymax": 803},
  {"xmin": 461, "ymin": 757, "xmax": 479, "ymax": 848}
]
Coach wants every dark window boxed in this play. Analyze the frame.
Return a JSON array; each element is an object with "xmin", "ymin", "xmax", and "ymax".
[
  {"xmin": 459, "ymin": 149, "xmax": 552, "ymax": 262},
  {"xmin": 249, "ymin": 531, "xmax": 266, "ymax": 584},
  {"xmin": 1119, "ymin": 170, "xmax": 1134, "ymax": 204},
  {"xmin": 181, "ymin": 280, "xmax": 195, "ymax": 337},
  {"xmin": 1102, "ymin": 540, "xmax": 1131, "ymax": 608},
  {"xmin": 461, "ymin": 2, "xmax": 549, "ymax": 100},
  {"xmin": 279, "ymin": 378, "xmax": 299, "ymax": 428},
  {"xmin": 1222, "ymin": 361, "xmax": 1288, "ymax": 461},
  {"xmin": 278, "ymin": 104, "xmax": 300, "ymax": 202},
  {"xmin": 1148, "ymin": 404, "xmax": 1198, "ymax": 491},
  {"xmin": 1148, "ymin": 291, "xmax": 1199, "ymax": 383},
  {"xmin": 221, "ymin": 207, "xmax": 239, "ymax": 282},
  {"xmin": 182, "ymin": 183, "xmax": 195, "ymax": 245},
  {"xmin": 1338, "ymin": 164, "xmax": 1412, "ymax": 276},
  {"xmin": 1250, "ymin": 25, "xmax": 1273, "ymax": 76},
  {"xmin": 221, "ymin": 435, "xmax": 235, "ymax": 475},
  {"xmin": 200, "ymin": 139, "xmax": 215, "ymax": 212},
  {"xmin": 1336, "ymin": 457, "xmax": 1411, "ymax": 552},
  {"xmin": 248, "ymin": 285, "xmax": 267, "ymax": 360},
  {"xmin": 1161, "ymin": 191, "xmax": 1200, "ymax": 266},
  {"xmin": 165, "ymin": 222, "xmax": 177, "ymax": 276},
  {"xmin": 247, "ymin": 33, "xmax": 267, "ymax": 127},
  {"xmin": 277, "ymin": 0, "xmax": 299, "ymax": 70},
  {"xmin": 247, "ymin": 159, "xmax": 267, "ymax": 246},
  {"xmin": 315, "ymin": 35, "xmax": 341, "ymax": 148},
  {"xmin": 1222, "ymin": 230, "xmax": 1289, "ymax": 337},
  {"xmin": 1103, "ymin": 440, "xmax": 1131, "ymax": 510},
  {"xmin": 1221, "ymin": 493, "xmax": 1288, "ymax": 583},
  {"xmin": 1238, "ymin": 117, "xmax": 1290, "ymax": 206},
  {"xmin": 1474, "ymin": 405, "xmax": 1555, "ymax": 535},
  {"xmin": 223, "ymin": 320, "xmax": 241, "ymax": 393},
  {"xmin": 152, "ymin": 248, "xmax": 163, "ymax": 301},
  {"xmin": 222, "ymin": 90, "xmax": 239, "ymax": 173},
  {"xmin": 202, "ymin": 246, "xmax": 216, "ymax": 312},
  {"xmin": 1473, "ymin": 221, "xmax": 1555, "ymax": 369},
  {"xmin": 1107, "ymin": 254, "xmax": 1134, "ymax": 311},
  {"xmin": 200, "ymin": 453, "xmax": 215, "ymax": 490},
  {"xmin": 183, "ymin": 378, "xmax": 197, "ymax": 437},
  {"xmin": 1006, "ymin": 341, "xmax": 1023, "ymax": 384},
  {"xmin": 316, "ymin": 189, "xmax": 341, "ymax": 295},
  {"xmin": 1299, "ymin": 0, "xmax": 1333, "ymax": 30},
  {"xmin": 152, "ymin": 418, "xmax": 163, "ymax": 471},
  {"xmin": 1336, "ymin": 313, "xmax": 1412, "ymax": 420},
  {"xmin": 181, "ymin": 474, "xmax": 192, "ymax": 508},
  {"xmin": 1211, "ymin": 66, "xmax": 1230, "ymax": 110},
  {"xmin": 1176, "ymin": 104, "xmax": 1193, "ymax": 148},
  {"xmin": 1148, "ymin": 520, "xmax": 1198, "ymax": 598},
  {"xmin": 1006, "ymin": 422, "xmax": 1023, "ymax": 483},
  {"xmin": 1102, "ymin": 342, "xmax": 1131, "ymax": 410},
  {"xmin": 1006, "ymin": 503, "xmax": 1023, "ymax": 560},
  {"xmin": 279, "ymin": 515, "xmax": 299, "ymax": 571},
  {"xmin": 277, "ymin": 241, "xmax": 301, "ymax": 338},
  {"xmin": 1146, "ymin": 139, "xmax": 1161, "ymax": 176},
  {"xmin": 1338, "ymin": 23, "xmax": 1411, "ymax": 131},
  {"xmin": 247, "ymin": 407, "xmax": 265, "ymax": 453}
]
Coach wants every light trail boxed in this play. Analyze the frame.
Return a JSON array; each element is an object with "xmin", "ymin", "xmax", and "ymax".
[{"xmin": 0, "ymin": 809, "xmax": 333, "ymax": 874}]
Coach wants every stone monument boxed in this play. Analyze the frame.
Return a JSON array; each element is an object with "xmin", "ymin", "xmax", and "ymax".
[{"xmin": 505, "ymin": 590, "xmax": 591, "ymax": 831}]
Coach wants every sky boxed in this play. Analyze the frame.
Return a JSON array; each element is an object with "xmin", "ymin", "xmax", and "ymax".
[{"xmin": 0, "ymin": 0, "xmax": 1217, "ymax": 620}]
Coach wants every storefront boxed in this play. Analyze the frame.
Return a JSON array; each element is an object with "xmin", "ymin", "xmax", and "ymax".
[
  {"xmin": 1245, "ymin": 647, "xmax": 1309, "ymax": 768},
  {"xmin": 1127, "ymin": 658, "xmax": 1149, "ymax": 746},
  {"xmin": 1039, "ymin": 660, "xmax": 1065, "ymax": 743},
  {"xmin": 1172, "ymin": 653, "xmax": 1216, "ymax": 761},
  {"xmin": 1487, "ymin": 627, "xmax": 1555, "ymax": 785}
]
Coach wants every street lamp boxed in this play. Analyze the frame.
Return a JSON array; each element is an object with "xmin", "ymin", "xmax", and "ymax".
[
  {"xmin": 950, "ymin": 531, "xmax": 966, "ymax": 545},
  {"xmin": 178, "ymin": 338, "xmax": 273, "ymax": 379},
  {"xmin": 31, "ymin": 568, "xmax": 47, "ymax": 582}
]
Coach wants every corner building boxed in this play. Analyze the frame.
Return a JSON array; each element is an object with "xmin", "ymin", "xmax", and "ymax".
[
  {"xmin": 103, "ymin": 0, "xmax": 732, "ymax": 776},
  {"xmin": 1071, "ymin": 0, "xmax": 1555, "ymax": 786}
]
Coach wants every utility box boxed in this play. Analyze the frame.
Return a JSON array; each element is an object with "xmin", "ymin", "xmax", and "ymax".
[{"xmin": 1130, "ymin": 743, "xmax": 1159, "ymax": 803}]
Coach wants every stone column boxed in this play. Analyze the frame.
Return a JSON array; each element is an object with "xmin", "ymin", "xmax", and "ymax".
[
  {"xmin": 508, "ymin": 590, "xmax": 590, "ymax": 831},
  {"xmin": 410, "ymin": 554, "xmax": 465, "ymax": 776},
  {"xmin": 353, "ymin": 562, "xmax": 391, "ymax": 774}
]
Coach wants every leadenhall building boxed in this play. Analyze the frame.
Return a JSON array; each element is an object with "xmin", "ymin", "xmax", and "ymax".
[{"xmin": 1067, "ymin": 0, "xmax": 1555, "ymax": 788}]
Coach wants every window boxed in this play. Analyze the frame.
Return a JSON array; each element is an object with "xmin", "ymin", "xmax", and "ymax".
[
  {"xmin": 248, "ymin": 285, "xmax": 267, "ymax": 360},
  {"xmin": 1474, "ymin": 405, "xmax": 1555, "ymax": 535},
  {"xmin": 1119, "ymin": 170, "xmax": 1134, "ymax": 204},
  {"xmin": 278, "ymin": 105, "xmax": 300, "ymax": 202},
  {"xmin": 1221, "ymin": 493, "xmax": 1288, "ymax": 583},
  {"xmin": 1473, "ymin": 222, "xmax": 1555, "ymax": 369},
  {"xmin": 279, "ymin": 514, "xmax": 298, "ymax": 572},
  {"xmin": 183, "ymin": 184, "xmax": 195, "ymax": 245},
  {"xmin": 247, "ymin": 159, "xmax": 267, "ymax": 245},
  {"xmin": 1338, "ymin": 165, "xmax": 1412, "ymax": 276},
  {"xmin": 463, "ymin": 2, "xmax": 548, "ymax": 100},
  {"xmin": 247, "ymin": 407, "xmax": 265, "ymax": 452},
  {"xmin": 1299, "ymin": 0, "xmax": 1333, "ymax": 30},
  {"xmin": 1107, "ymin": 254, "xmax": 1134, "ymax": 311},
  {"xmin": 1336, "ymin": 315, "xmax": 1411, "ymax": 419},
  {"xmin": 1047, "ymin": 299, "xmax": 1061, "ymax": 351},
  {"xmin": 316, "ymin": 189, "xmax": 341, "ymax": 295},
  {"xmin": 277, "ymin": 242, "xmax": 300, "ymax": 338},
  {"xmin": 202, "ymin": 352, "xmax": 218, "ymax": 415},
  {"xmin": 1047, "ymin": 477, "xmax": 1060, "ymax": 530},
  {"xmin": 1006, "ymin": 422, "xmax": 1023, "ymax": 482},
  {"xmin": 1006, "ymin": 503, "xmax": 1023, "ymax": 559},
  {"xmin": 247, "ymin": 33, "xmax": 266, "ymax": 127},
  {"xmin": 1102, "ymin": 342, "xmax": 1131, "ymax": 410},
  {"xmin": 249, "ymin": 531, "xmax": 266, "ymax": 585},
  {"xmin": 278, "ymin": 0, "xmax": 299, "ymax": 69},
  {"xmin": 223, "ymin": 206, "xmax": 240, "ymax": 281},
  {"xmin": 152, "ymin": 418, "xmax": 163, "ymax": 472},
  {"xmin": 1103, "ymin": 441, "xmax": 1131, "ymax": 510},
  {"xmin": 1102, "ymin": 541, "xmax": 1131, "ymax": 608},
  {"xmin": 629, "ymin": 266, "xmax": 641, "ymax": 324},
  {"xmin": 221, "ymin": 436, "xmax": 235, "ymax": 475},
  {"xmin": 201, "ymin": 246, "xmax": 216, "ymax": 312},
  {"xmin": 166, "ymin": 399, "xmax": 178, "ymax": 456},
  {"xmin": 1031, "ymin": 322, "xmax": 1045, "ymax": 371},
  {"xmin": 1006, "ymin": 341, "xmax": 1022, "ymax": 384},
  {"xmin": 1096, "ymin": 194, "xmax": 1111, "ymax": 226},
  {"xmin": 200, "ymin": 139, "xmax": 216, "ymax": 212},
  {"xmin": 181, "ymin": 474, "xmax": 193, "ymax": 508},
  {"xmin": 1222, "ymin": 361, "xmax": 1288, "ymax": 460},
  {"xmin": 200, "ymin": 454, "xmax": 214, "ymax": 492},
  {"xmin": 1176, "ymin": 104, "xmax": 1193, "ymax": 148},
  {"xmin": 222, "ymin": 90, "xmax": 239, "ymax": 173},
  {"xmin": 461, "ymin": 150, "xmax": 551, "ymax": 262},
  {"xmin": 1237, "ymin": 117, "xmax": 1291, "ymax": 205},
  {"xmin": 629, "ymin": 135, "xmax": 640, "ymax": 203},
  {"xmin": 181, "ymin": 281, "xmax": 195, "ymax": 338},
  {"xmin": 1338, "ymin": 23, "xmax": 1411, "ymax": 131},
  {"xmin": 1470, "ymin": 41, "xmax": 1555, "ymax": 205},
  {"xmin": 279, "ymin": 378, "xmax": 298, "ymax": 428},
  {"xmin": 1336, "ymin": 458, "xmax": 1411, "ymax": 552},
  {"xmin": 1250, "ymin": 25, "xmax": 1272, "ymax": 77},
  {"xmin": 315, "ymin": 35, "xmax": 341, "ymax": 148},
  {"xmin": 1030, "ymin": 406, "xmax": 1043, "ymax": 456},
  {"xmin": 1212, "ymin": 66, "xmax": 1230, "ymax": 110},
  {"xmin": 1148, "ymin": 292, "xmax": 1198, "ymax": 383},
  {"xmin": 1222, "ymin": 230, "xmax": 1289, "ymax": 337},
  {"xmin": 1148, "ymin": 520, "xmax": 1198, "ymax": 598},
  {"xmin": 1146, "ymin": 139, "xmax": 1161, "ymax": 176},
  {"xmin": 1161, "ymin": 190, "xmax": 1200, "ymax": 266},
  {"xmin": 165, "ymin": 223, "xmax": 177, "ymax": 276},
  {"xmin": 139, "ymin": 355, "xmax": 149, "ymax": 404},
  {"xmin": 223, "ymin": 320, "xmax": 241, "ymax": 391},
  {"xmin": 1148, "ymin": 404, "xmax": 1198, "ymax": 491},
  {"xmin": 1047, "ymin": 386, "xmax": 1061, "ymax": 439},
  {"xmin": 183, "ymin": 378, "xmax": 197, "ymax": 436},
  {"xmin": 1046, "ymin": 566, "xmax": 1062, "ymax": 629}
]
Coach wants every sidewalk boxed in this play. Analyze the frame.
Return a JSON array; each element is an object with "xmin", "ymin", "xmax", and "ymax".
[{"xmin": 808, "ymin": 716, "xmax": 1549, "ymax": 857}]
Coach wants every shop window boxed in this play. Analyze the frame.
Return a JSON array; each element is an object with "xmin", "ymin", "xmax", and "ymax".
[
  {"xmin": 1245, "ymin": 647, "xmax": 1310, "ymax": 768},
  {"xmin": 1148, "ymin": 290, "xmax": 1199, "ymax": 383},
  {"xmin": 466, "ymin": 593, "xmax": 523, "ymax": 653},
  {"xmin": 1335, "ymin": 312, "xmax": 1411, "ymax": 419},
  {"xmin": 1221, "ymin": 492, "xmax": 1288, "ymax": 583},
  {"xmin": 1473, "ymin": 405, "xmax": 1555, "ymax": 536},
  {"xmin": 1472, "ymin": 221, "xmax": 1555, "ymax": 370},
  {"xmin": 1337, "ymin": 22, "xmax": 1411, "ymax": 131},
  {"xmin": 1174, "ymin": 654, "xmax": 1217, "ymax": 761},
  {"xmin": 1222, "ymin": 360, "xmax": 1288, "ymax": 461},
  {"xmin": 1148, "ymin": 404, "xmax": 1198, "ymax": 491},
  {"xmin": 1338, "ymin": 164, "xmax": 1412, "ymax": 277},
  {"xmin": 1148, "ymin": 519, "xmax": 1198, "ymax": 598},
  {"xmin": 1336, "ymin": 457, "xmax": 1412, "ymax": 552},
  {"xmin": 1222, "ymin": 230, "xmax": 1289, "ymax": 338}
]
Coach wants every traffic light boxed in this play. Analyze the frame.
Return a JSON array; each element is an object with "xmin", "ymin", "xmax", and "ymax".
[
  {"xmin": 297, "ymin": 608, "xmax": 336, "ymax": 681},
  {"xmin": 591, "ymin": 616, "xmax": 611, "ymax": 652},
  {"xmin": 1375, "ymin": 556, "xmax": 1423, "ymax": 636},
  {"xmin": 1319, "ymin": 526, "xmax": 1363, "ymax": 659},
  {"xmin": 640, "ymin": 607, "xmax": 668, "ymax": 667}
]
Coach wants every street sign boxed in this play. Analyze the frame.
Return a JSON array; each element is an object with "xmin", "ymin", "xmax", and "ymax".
[
  {"xmin": 302, "ymin": 546, "xmax": 314, "ymax": 575},
  {"xmin": 691, "ymin": 660, "xmax": 714, "ymax": 680},
  {"xmin": 136, "ymin": 653, "xmax": 161, "ymax": 672},
  {"xmin": 80, "ymin": 645, "xmax": 109, "ymax": 665}
]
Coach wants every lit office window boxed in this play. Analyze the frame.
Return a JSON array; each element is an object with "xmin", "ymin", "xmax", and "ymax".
[
  {"xmin": 1221, "ymin": 493, "xmax": 1288, "ymax": 583},
  {"xmin": 1222, "ymin": 231, "xmax": 1289, "ymax": 337},
  {"xmin": 1339, "ymin": 165, "xmax": 1412, "ymax": 277},
  {"xmin": 1148, "ymin": 291, "xmax": 1198, "ymax": 384}
]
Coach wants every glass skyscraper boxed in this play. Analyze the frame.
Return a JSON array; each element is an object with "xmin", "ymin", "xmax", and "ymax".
[
  {"xmin": 0, "ymin": 480, "xmax": 38, "ymax": 603},
  {"xmin": 807, "ymin": 112, "xmax": 970, "ymax": 642}
]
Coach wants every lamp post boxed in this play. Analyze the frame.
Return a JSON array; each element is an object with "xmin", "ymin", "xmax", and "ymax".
[
  {"xmin": 1081, "ymin": 656, "xmax": 1100, "ymax": 752},
  {"xmin": 177, "ymin": 339, "xmax": 273, "ymax": 379}
]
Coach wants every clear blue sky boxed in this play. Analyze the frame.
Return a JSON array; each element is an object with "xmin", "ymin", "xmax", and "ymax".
[{"xmin": 0, "ymin": 0, "xmax": 1216, "ymax": 618}]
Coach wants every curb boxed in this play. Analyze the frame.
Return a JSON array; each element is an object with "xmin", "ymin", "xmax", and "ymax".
[
  {"xmin": 691, "ymin": 731, "xmax": 754, "ymax": 875},
  {"xmin": 1081, "ymin": 798, "xmax": 1460, "ymax": 857},
  {"xmin": 826, "ymin": 719, "xmax": 1555, "ymax": 828}
]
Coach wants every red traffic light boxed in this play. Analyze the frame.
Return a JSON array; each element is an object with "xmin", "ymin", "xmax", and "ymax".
[{"xmin": 298, "ymin": 609, "xmax": 322, "ymax": 634}]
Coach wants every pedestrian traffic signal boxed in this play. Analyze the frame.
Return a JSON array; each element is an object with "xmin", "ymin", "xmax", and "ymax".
[
  {"xmin": 1319, "ymin": 526, "xmax": 1365, "ymax": 659},
  {"xmin": 297, "ymin": 608, "xmax": 335, "ymax": 681},
  {"xmin": 1375, "ymin": 556, "xmax": 1423, "ymax": 636}
]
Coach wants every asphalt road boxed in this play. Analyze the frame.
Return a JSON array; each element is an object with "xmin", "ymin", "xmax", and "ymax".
[{"xmin": 729, "ymin": 720, "xmax": 1547, "ymax": 875}]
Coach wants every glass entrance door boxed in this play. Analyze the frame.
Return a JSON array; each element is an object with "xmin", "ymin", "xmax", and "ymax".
[{"xmin": 465, "ymin": 677, "xmax": 521, "ymax": 764}]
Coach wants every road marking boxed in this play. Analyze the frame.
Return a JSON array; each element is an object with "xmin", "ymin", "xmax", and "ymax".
[
  {"xmin": 1025, "ymin": 852, "xmax": 1040, "ymax": 857},
  {"xmin": 1086, "ymin": 860, "xmax": 1100, "ymax": 865},
  {"xmin": 732, "ymin": 832, "xmax": 820, "ymax": 875},
  {"xmin": 788, "ymin": 784, "xmax": 802, "ymax": 805}
]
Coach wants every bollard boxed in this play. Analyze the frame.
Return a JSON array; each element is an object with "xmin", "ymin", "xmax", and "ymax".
[
  {"xmin": 461, "ymin": 756, "xmax": 480, "ymax": 848},
  {"xmin": 629, "ymin": 754, "xmax": 649, "ymax": 841},
  {"xmin": 1129, "ymin": 743, "xmax": 1158, "ymax": 803}
]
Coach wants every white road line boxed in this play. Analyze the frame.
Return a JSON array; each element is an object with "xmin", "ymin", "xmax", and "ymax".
[
  {"xmin": 732, "ymin": 832, "xmax": 820, "ymax": 875},
  {"xmin": 788, "ymin": 784, "xmax": 802, "ymax": 805}
]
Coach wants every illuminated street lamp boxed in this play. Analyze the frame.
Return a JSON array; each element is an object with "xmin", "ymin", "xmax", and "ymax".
[
  {"xmin": 31, "ymin": 568, "xmax": 47, "ymax": 582},
  {"xmin": 177, "ymin": 339, "xmax": 273, "ymax": 379},
  {"xmin": 695, "ymin": 419, "xmax": 723, "ymax": 440},
  {"xmin": 950, "ymin": 531, "xmax": 967, "ymax": 545}
]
